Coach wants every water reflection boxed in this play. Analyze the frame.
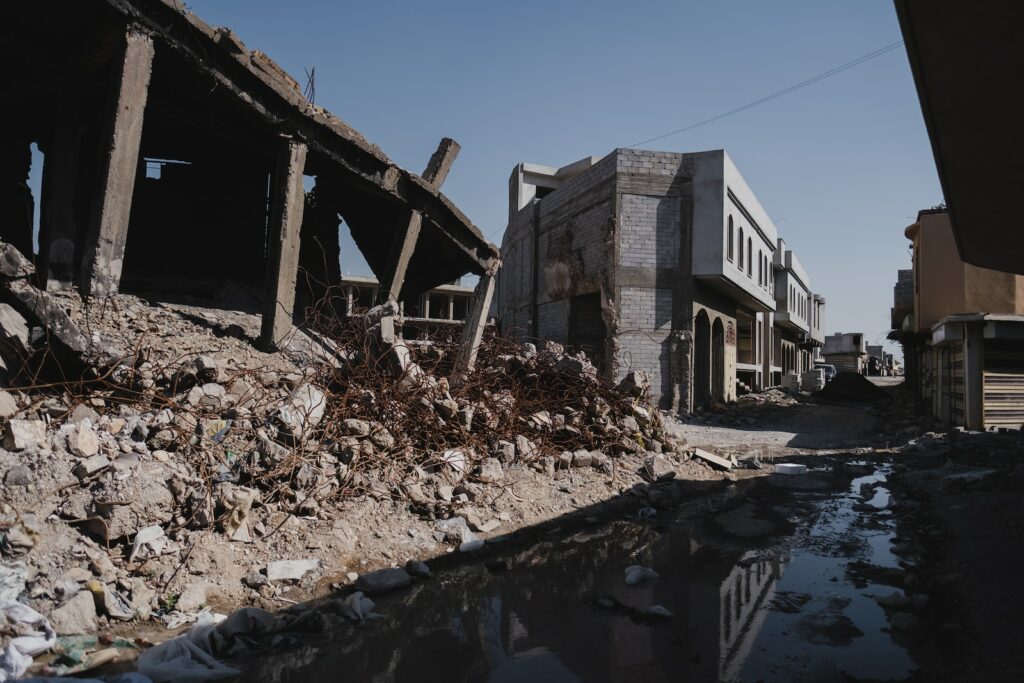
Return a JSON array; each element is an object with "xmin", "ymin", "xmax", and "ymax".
[{"xmin": 240, "ymin": 467, "xmax": 916, "ymax": 683}]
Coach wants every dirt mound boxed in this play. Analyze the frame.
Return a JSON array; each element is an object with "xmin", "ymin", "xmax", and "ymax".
[{"xmin": 815, "ymin": 372, "xmax": 889, "ymax": 402}]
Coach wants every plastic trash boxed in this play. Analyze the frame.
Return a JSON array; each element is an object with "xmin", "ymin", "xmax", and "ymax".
[
  {"xmin": 0, "ymin": 598, "xmax": 57, "ymax": 681},
  {"xmin": 135, "ymin": 636, "xmax": 238, "ymax": 683}
]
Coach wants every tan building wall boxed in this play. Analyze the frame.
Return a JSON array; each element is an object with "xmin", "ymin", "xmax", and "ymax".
[{"xmin": 906, "ymin": 211, "xmax": 1024, "ymax": 332}]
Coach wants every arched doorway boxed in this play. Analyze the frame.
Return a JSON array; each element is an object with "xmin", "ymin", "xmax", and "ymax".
[
  {"xmin": 712, "ymin": 318, "xmax": 725, "ymax": 403},
  {"xmin": 694, "ymin": 310, "xmax": 711, "ymax": 408}
]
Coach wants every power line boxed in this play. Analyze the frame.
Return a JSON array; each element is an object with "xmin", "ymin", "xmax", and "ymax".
[{"xmin": 626, "ymin": 41, "xmax": 904, "ymax": 148}]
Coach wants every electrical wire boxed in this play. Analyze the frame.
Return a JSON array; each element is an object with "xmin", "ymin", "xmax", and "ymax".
[{"xmin": 626, "ymin": 41, "xmax": 904, "ymax": 148}]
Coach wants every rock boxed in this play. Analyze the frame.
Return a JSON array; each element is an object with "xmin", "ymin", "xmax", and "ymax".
[
  {"xmin": 625, "ymin": 565, "xmax": 659, "ymax": 586},
  {"xmin": 557, "ymin": 451, "xmax": 573, "ymax": 470},
  {"xmin": 571, "ymin": 450, "xmax": 594, "ymax": 468},
  {"xmin": 73, "ymin": 455, "xmax": 111, "ymax": 479},
  {"xmin": 619, "ymin": 416, "xmax": 640, "ymax": 433},
  {"xmin": 590, "ymin": 452, "xmax": 612, "ymax": 472},
  {"xmin": 266, "ymin": 559, "xmax": 320, "ymax": 582},
  {"xmin": 515, "ymin": 435, "xmax": 537, "ymax": 459},
  {"xmin": 67, "ymin": 423, "xmax": 100, "ymax": 457},
  {"xmin": 617, "ymin": 370, "xmax": 651, "ymax": 397},
  {"xmin": 4, "ymin": 465, "xmax": 31, "ymax": 486},
  {"xmin": 49, "ymin": 590, "xmax": 98, "ymax": 635},
  {"xmin": 477, "ymin": 519, "xmax": 501, "ymax": 533},
  {"xmin": 459, "ymin": 540, "xmax": 485, "ymax": 552},
  {"xmin": 341, "ymin": 419, "xmax": 371, "ymax": 436},
  {"xmin": 355, "ymin": 567, "xmax": 412, "ymax": 594},
  {"xmin": 69, "ymin": 404, "xmax": 100, "ymax": 424},
  {"xmin": 194, "ymin": 355, "xmax": 218, "ymax": 383},
  {"xmin": 405, "ymin": 560, "xmax": 431, "ymax": 578},
  {"xmin": 434, "ymin": 398, "xmax": 459, "ymax": 419},
  {"xmin": 643, "ymin": 454, "xmax": 676, "ymax": 482},
  {"xmin": 0, "ymin": 390, "xmax": 19, "ymax": 419},
  {"xmin": 0, "ymin": 303, "xmax": 30, "ymax": 368},
  {"xmin": 435, "ymin": 516, "xmax": 478, "ymax": 545},
  {"xmin": 476, "ymin": 458, "xmax": 504, "ymax": 483},
  {"xmin": 243, "ymin": 571, "xmax": 269, "ymax": 588},
  {"xmin": 493, "ymin": 440, "xmax": 516, "ymax": 463},
  {"xmin": 175, "ymin": 581, "xmax": 208, "ymax": 612},
  {"xmin": 3, "ymin": 419, "xmax": 46, "ymax": 451},
  {"xmin": 273, "ymin": 383, "xmax": 327, "ymax": 442}
]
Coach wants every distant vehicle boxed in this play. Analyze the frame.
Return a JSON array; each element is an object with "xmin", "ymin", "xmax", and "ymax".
[{"xmin": 814, "ymin": 363, "xmax": 838, "ymax": 383}]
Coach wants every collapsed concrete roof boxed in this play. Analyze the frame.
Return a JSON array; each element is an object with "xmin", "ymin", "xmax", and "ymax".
[{"xmin": 3, "ymin": 0, "xmax": 498, "ymax": 341}]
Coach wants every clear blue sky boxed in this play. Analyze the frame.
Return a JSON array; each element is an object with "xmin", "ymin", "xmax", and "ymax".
[{"xmin": 46, "ymin": 1, "xmax": 944, "ymax": 359}]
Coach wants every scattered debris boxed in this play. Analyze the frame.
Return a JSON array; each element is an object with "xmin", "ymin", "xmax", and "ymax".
[{"xmin": 692, "ymin": 448, "xmax": 735, "ymax": 471}]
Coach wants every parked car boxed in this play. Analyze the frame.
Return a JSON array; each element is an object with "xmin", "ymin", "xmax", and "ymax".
[{"xmin": 815, "ymin": 363, "xmax": 837, "ymax": 383}]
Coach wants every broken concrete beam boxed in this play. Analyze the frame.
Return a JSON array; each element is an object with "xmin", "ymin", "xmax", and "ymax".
[
  {"xmin": 0, "ymin": 241, "xmax": 123, "ymax": 377},
  {"xmin": 692, "ymin": 447, "xmax": 735, "ymax": 471},
  {"xmin": 261, "ymin": 137, "xmax": 308, "ymax": 351},
  {"xmin": 380, "ymin": 138, "xmax": 461, "ymax": 304},
  {"xmin": 451, "ymin": 259, "xmax": 499, "ymax": 383},
  {"xmin": 80, "ymin": 27, "xmax": 155, "ymax": 298}
]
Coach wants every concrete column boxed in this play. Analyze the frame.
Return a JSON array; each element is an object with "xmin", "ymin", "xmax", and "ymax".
[
  {"xmin": 447, "ymin": 294, "xmax": 454, "ymax": 320},
  {"xmin": 38, "ymin": 99, "xmax": 82, "ymax": 290},
  {"xmin": 963, "ymin": 321, "xmax": 984, "ymax": 429},
  {"xmin": 260, "ymin": 137, "xmax": 308, "ymax": 350},
  {"xmin": 80, "ymin": 28, "xmax": 154, "ymax": 297},
  {"xmin": 451, "ymin": 261, "xmax": 498, "ymax": 383},
  {"xmin": 381, "ymin": 138, "xmax": 460, "ymax": 304}
]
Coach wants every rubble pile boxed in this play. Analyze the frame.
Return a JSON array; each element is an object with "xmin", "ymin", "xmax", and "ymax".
[{"xmin": 0, "ymin": 244, "xmax": 676, "ymax": 660}]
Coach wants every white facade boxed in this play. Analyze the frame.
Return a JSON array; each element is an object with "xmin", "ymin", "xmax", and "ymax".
[
  {"xmin": 772, "ymin": 239, "xmax": 811, "ymax": 335},
  {"xmin": 691, "ymin": 150, "xmax": 779, "ymax": 313}
]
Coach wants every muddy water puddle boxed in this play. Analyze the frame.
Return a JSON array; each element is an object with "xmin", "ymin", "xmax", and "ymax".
[{"xmin": 240, "ymin": 462, "xmax": 917, "ymax": 682}]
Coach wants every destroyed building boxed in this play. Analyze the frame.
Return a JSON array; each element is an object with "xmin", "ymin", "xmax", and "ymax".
[
  {"xmin": 1, "ymin": 0, "xmax": 500, "ymax": 372},
  {"xmin": 496, "ymin": 148, "xmax": 826, "ymax": 411}
]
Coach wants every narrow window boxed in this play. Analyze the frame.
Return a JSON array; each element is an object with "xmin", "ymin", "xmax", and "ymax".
[
  {"xmin": 727, "ymin": 216, "xmax": 734, "ymax": 261},
  {"xmin": 747, "ymin": 238, "xmax": 752, "ymax": 276},
  {"xmin": 738, "ymin": 228, "xmax": 745, "ymax": 266}
]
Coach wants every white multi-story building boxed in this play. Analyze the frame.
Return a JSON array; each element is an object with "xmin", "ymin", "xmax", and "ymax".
[{"xmin": 497, "ymin": 147, "xmax": 824, "ymax": 411}]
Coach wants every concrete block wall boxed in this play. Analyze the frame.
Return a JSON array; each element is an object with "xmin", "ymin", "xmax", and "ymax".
[
  {"xmin": 615, "ymin": 287, "xmax": 674, "ymax": 395},
  {"xmin": 619, "ymin": 193, "xmax": 680, "ymax": 270}
]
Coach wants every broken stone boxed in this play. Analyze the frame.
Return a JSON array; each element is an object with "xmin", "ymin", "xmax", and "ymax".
[
  {"xmin": 73, "ymin": 455, "xmax": 112, "ymax": 479},
  {"xmin": 515, "ymin": 435, "xmax": 537, "ymax": 459},
  {"xmin": 0, "ymin": 391, "xmax": 18, "ymax": 419},
  {"xmin": 643, "ymin": 454, "xmax": 675, "ymax": 482},
  {"xmin": 175, "ymin": 581, "xmax": 208, "ymax": 612},
  {"xmin": 49, "ymin": 590, "xmax": 98, "ymax": 635},
  {"xmin": 67, "ymin": 422, "xmax": 100, "ymax": 457},
  {"xmin": 3, "ymin": 419, "xmax": 46, "ymax": 451},
  {"xmin": 194, "ymin": 355, "xmax": 219, "ymax": 383},
  {"xmin": 571, "ymin": 450, "xmax": 594, "ymax": 468},
  {"xmin": 619, "ymin": 415, "xmax": 639, "ymax": 433},
  {"xmin": 273, "ymin": 383, "xmax": 327, "ymax": 442},
  {"xmin": 493, "ymin": 440, "xmax": 515, "ymax": 462},
  {"xmin": 355, "ymin": 567, "xmax": 412, "ymax": 594},
  {"xmin": 4, "ymin": 465, "xmax": 31, "ymax": 486},
  {"xmin": 434, "ymin": 398, "xmax": 459, "ymax": 419},
  {"xmin": 341, "ymin": 419, "xmax": 371, "ymax": 436},
  {"xmin": 476, "ymin": 458, "xmax": 504, "ymax": 483},
  {"xmin": 435, "ymin": 516, "xmax": 478, "ymax": 545},
  {"xmin": 266, "ymin": 558, "xmax": 320, "ymax": 582},
  {"xmin": 617, "ymin": 370, "xmax": 651, "ymax": 397},
  {"xmin": 69, "ymin": 404, "xmax": 100, "ymax": 424}
]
